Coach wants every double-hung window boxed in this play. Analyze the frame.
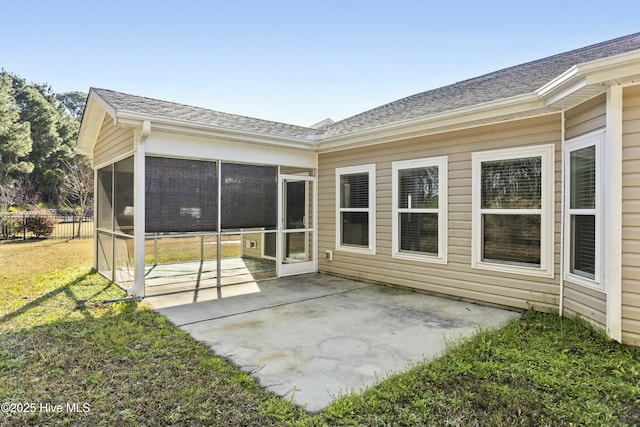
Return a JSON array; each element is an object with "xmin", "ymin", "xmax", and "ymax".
[
  {"xmin": 472, "ymin": 145, "xmax": 554, "ymax": 277},
  {"xmin": 564, "ymin": 131, "xmax": 602, "ymax": 287},
  {"xmin": 392, "ymin": 157, "xmax": 447, "ymax": 263},
  {"xmin": 336, "ymin": 164, "xmax": 376, "ymax": 254}
]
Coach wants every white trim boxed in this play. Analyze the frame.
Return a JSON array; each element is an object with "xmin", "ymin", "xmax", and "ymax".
[
  {"xmin": 146, "ymin": 130, "xmax": 317, "ymax": 170},
  {"xmin": 129, "ymin": 121, "xmax": 150, "ymax": 297},
  {"xmin": 261, "ymin": 231, "xmax": 277, "ymax": 261},
  {"xmin": 335, "ymin": 164, "xmax": 376, "ymax": 255},
  {"xmin": 472, "ymin": 144, "xmax": 555, "ymax": 278},
  {"xmin": 93, "ymin": 151, "xmax": 136, "ymax": 171},
  {"xmin": 559, "ymin": 110, "xmax": 566, "ymax": 317},
  {"xmin": 391, "ymin": 157, "xmax": 448, "ymax": 264},
  {"xmin": 278, "ymin": 174, "xmax": 316, "ymax": 276},
  {"xmin": 563, "ymin": 130, "xmax": 604, "ymax": 290},
  {"xmin": 605, "ymin": 86, "xmax": 623, "ymax": 342}
]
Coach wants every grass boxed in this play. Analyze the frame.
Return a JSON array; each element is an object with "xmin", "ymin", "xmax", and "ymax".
[
  {"xmin": 144, "ymin": 235, "xmax": 241, "ymax": 265},
  {"xmin": 1, "ymin": 239, "xmax": 639, "ymax": 426}
]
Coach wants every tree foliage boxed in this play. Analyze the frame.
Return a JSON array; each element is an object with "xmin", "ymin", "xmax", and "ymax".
[
  {"xmin": 58, "ymin": 91, "xmax": 88, "ymax": 121},
  {"xmin": 0, "ymin": 73, "xmax": 34, "ymax": 208},
  {"xmin": 0, "ymin": 70, "xmax": 87, "ymax": 210}
]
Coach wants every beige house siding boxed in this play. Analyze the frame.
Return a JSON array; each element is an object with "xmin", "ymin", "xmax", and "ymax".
[
  {"xmin": 622, "ymin": 84, "xmax": 640, "ymax": 346},
  {"xmin": 563, "ymin": 282, "xmax": 607, "ymax": 328},
  {"xmin": 561, "ymin": 94, "xmax": 607, "ymax": 331},
  {"xmin": 93, "ymin": 115, "xmax": 134, "ymax": 167},
  {"xmin": 318, "ymin": 114, "xmax": 562, "ymax": 312},
  {"xmin": 565, "ymin": 94, "xmax": 606, "ymax": 140}
]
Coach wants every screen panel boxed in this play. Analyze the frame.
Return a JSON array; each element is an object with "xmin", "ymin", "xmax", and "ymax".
[
  {"xmin": 145, "ymin": 157, "xmax": 218, "ymax": 233},
  {"xmin": 221, "ymin": 163, "xmax": 277, "ymax": 229}
]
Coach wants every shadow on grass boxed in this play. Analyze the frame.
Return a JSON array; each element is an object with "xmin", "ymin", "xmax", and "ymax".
[
  {"xmin": 0, "ymin": 303, "xmax": 304, "ymax": 426},
  {"xmin": 0, "ymin": 269, "xmax": 307, "ymax": 426},
  {"xmin": 0, "ymin": 270, "xmax": 114, "ymax": 325}
]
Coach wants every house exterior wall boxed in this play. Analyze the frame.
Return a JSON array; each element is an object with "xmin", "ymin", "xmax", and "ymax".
[
  {"xmin": 622, "ymin": 83, "xmax": 640, "ymax": 346},
  {"xmin": 93, "ymin": 115, "xmax": 134, "ymax": 168},
  {"xmin": 561, "ymin": 95, "xmax": 607, "ymax": 331},
  {"xmin": 318, "ymin": 114, "xmax": 562, "ymax": 312},
  {"xmin": 565, "ymin": 94, "xmax": 606, "ymax": 140},
  {"xmin": 563, "ymin": 282, "xmax": 607, "ymax": 328}
]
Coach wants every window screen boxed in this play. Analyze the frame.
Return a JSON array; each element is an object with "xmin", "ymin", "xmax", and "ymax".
[
  {"xmin": 570, "ymin": 146, "xmax": 596, "ymax": 209},
  {"xmin": 221, "ymin": 163, "xmax": 277, "ymax": 229},
  {"xmin": 569, "ymin": 145, "xmax": 596, "ymax": 278},
  {"xmin": 341, "ymin": 212, "xmax": 369, "ymax": 246},
  {"xmin": 483, "ymin": 214, "xmax": 541, "ymax": 265},
  {"xmin": 97, "ymin": 166, "xmax": 113, "ymax": 230},
  {"xmin": 145, "ymin": 157, "xmax": 217, "ymax": 233},
  {"xmin": 400, "ymin": 213, "xmax": 438, "ymax": 254},
  {"xmin": 572, "ymin": 215, "xmax": 595, "ymax": 276},
  {"xmin": 481, "ymin": 158, "xmax": 541, "ymax": 209},
  {"xmin": 338, "ymin": 170, "xmax": 371, "ymax": 248},
  {"xmin": 114, "ymin": 157, "xmax": 134, "ymax": 235},
  {"xmin": 340, "ymin": 173, "xmax": 369, "ymax": 209},
  {"xmin": 398, "ymin": 167, "xmax": 439, "ymax": 209}
]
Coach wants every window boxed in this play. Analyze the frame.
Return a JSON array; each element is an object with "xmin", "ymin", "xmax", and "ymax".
[
  {"xmin": 392, "ymin": 157, "xmax": 447, "ymax": 263},
  {"xmin": 336, "ymin": 164, "xmax": 376, "ymax": 254},
  {"xmin": 564, "ymin": 131, "xmax": 602, "ymax": 287},
  {"xmin": 472, "ymin": 145, "xmax": 554, "ymax": 277}
]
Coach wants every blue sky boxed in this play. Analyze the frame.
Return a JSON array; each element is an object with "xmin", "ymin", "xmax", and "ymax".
[{"xmin": 2, "ymin": 1, "xmax": 639, "ymax": 126}]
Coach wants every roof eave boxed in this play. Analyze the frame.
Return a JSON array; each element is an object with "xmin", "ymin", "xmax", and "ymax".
[
  {"xmin": 75, "ymin": 90, "xmax": 117, "ymax": 157},
  {"xmin": 318, "ymin": 93, "xmax": 553, "ymax": 153},
  {"xmin": 538, "ymin": 50, "xmax": 640, "ymax": 108},
  {"xmin": 115, "ymin": 110, "xmax": 321, "ymax": 151}
]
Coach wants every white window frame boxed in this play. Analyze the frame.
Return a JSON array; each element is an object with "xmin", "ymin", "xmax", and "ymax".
[
  {"xmin": 392, "ymin": 157, "xmax": 447, "ymax": 263},
  {"xmin": 472, "ymin": 144, "xmax": 555, "ymax": 277},
  {"xmin": 335, "ymin": 164, "xmax": 376, "ymax": 255},
  {"xmin": 563, "ymin": 130, "xmax": 603, "ymax": 289}
]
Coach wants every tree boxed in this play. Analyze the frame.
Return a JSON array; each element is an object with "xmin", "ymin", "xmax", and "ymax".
[
  {"xmin": 58, "ymin": 91, "xmax": 87, "ymax": 122},
  {"xmin": 0, "ymin": 73, "xmax": 33, "ymax": 211},
  {"xmin": 7, "ymin": 72, "xmax": 78, "ymax": 206},
  {"xmin": 59, "ymin": 157, "xmax": 93, "ymax": 237},
  {"xmin": 0, "ymin": 71, "xmax": 86, "ymax": 209}
]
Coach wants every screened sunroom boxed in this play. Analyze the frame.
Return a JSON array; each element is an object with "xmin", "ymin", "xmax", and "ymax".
[{"xmin": 80, "ymin": 88, "xmax": 318, "ymax": 298}]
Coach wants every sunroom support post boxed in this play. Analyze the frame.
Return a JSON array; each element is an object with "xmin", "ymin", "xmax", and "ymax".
[
  {"xmin": 605, "ymin": 86, "xmax": 623, "ymax": 342},
  {"xmin": 130, "ymin": 120, "xmax": 151, "ymax": 296}
]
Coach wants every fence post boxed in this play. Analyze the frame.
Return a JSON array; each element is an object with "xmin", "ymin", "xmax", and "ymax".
[{"xmin": 22, "ymin": 212, "xmax": 26, "ymax": 241}]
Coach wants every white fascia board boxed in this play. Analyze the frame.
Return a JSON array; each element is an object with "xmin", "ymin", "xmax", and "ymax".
[
  {"xmin": 76, "ymin": 91, "xmax": 116, "ymax": 156},
  {"xmin": 319, "ymin": 93, "xmax": 548, "ymax": 152},
  {"xmin": 580, "ymin": 50, "xmax": 640, "ymax": 83},
  {"xmin": 115, "ymin": 111, "xmax": 320, "ymax": 152},
  {"xmin": 537, "ymin": 50, "xmax": 640, "ymax": 106}
]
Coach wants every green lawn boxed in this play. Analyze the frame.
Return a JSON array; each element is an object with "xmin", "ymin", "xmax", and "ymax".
[{"xmin": 1, "ymin": 239, "xmax": 639, "ymax": 426}]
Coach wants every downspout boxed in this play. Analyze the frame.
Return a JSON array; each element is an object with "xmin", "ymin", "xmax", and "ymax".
[
  {"xmin": 559, "ymin": 110, "xmax": 565, "ymax": 318},
  {"xmin": 129, "ymin": 120, "xmax": 151, "ymax": 297}
]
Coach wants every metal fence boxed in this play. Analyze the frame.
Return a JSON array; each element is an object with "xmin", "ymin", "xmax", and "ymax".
[{"xmin": 1, "ymin": 211, "xmax": 94, "ymax": 240}]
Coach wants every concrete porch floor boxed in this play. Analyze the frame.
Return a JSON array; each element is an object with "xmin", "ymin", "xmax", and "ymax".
[{"xmin": 145, "ymin": 273, "xmax": 519, "ymax": 412}]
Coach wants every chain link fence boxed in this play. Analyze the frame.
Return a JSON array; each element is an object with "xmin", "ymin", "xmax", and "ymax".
[{"xmin": 1, "ymin": 211, "xmax": 93, "ymax": 240}]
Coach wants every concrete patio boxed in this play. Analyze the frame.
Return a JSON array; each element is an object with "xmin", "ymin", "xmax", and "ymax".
[{"xmin": 145, "ymin": 273, "xmax": 519, "ymax": 412}]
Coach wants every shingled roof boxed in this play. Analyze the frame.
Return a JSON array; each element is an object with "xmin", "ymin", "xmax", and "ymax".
[
  {"xmin": 322, "ymin": 32, "xmax": 640, "ymax": 137},
  {"xmin": 91, "ymin": 88, "xmax": 319, "ymax": 139},
  {"xmin": 89, "ymin": 32, "xmax": 640, "ymax": 141}
]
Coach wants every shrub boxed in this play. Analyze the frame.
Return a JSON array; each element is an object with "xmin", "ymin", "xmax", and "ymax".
[
  {"xmin": 23, "ymin": 210, "xmax": 58, "ymax": 238},
  {"xmin": 1, "ymin": 215, "xmax": 20, "ymax": 238}
]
